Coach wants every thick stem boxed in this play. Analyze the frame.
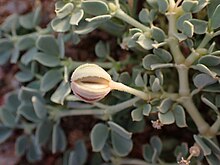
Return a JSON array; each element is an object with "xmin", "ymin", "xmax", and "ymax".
[
  {"xmin": 114, "ymin": 8, "xmax": 150, "ymax": 32},
  {"xmin": 57, "ymin": 97, "xmax": 139, "ymax": 118},
  {"xmin": 176, "ymin": 65, "xmax": 190, "ymax": 96},
  {"xmin": 167, "ymin": 13, "xmax": 185, "ymax": 64},
  {"xmin": 185, "ymin": 33, "xmax": 213, "ymax": 66},
  {"xmin": 181, "ymin": 98, "xmax": 210, "ymax": 135},
  {"xmin": 110, "ymin": 81, "xmax": 152, "ymax": 100},
  {"xmin": 177, "ymin": 65, "xmax": 210, "ymax": 135},
  {"xmin": 210, "ymin": 116, "xmax": 220, "ymax": 135}
]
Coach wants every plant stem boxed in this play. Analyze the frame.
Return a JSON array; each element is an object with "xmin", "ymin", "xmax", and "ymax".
[
  {"xmin": 176, "ymin": 66, "xmax": 211, "ymax": 135},
  {"xmin": 185, "ymin": 33, "xmax": 213, "ymax": 66},
  {"xmin": 114, "ymin": 8, "xmax": 150, "ymax": 32},
  {"xmin": 57, "ymin": 97, "xmax": 140, "ymax": 118},
  {"xmin": 176, "ymin": 65, "xmax": 190, "ymax": 96},
  {"xmin": 106, "ymin": 97, "xmax": 140, "ymax": 114},
  {"xmin": 210, "ymin": 116, "xmax": 220, "ymax": 136},
  {"xmin": 167, "ymin": 13, "xmax": 185, "ymax": 64},
  {"xmin": 180, "ymin": 98, "xmax": 210, "ymax": 135},
  {"xmin": 110, "ymin": 81, "xmax": 153, "ymax": 100}
]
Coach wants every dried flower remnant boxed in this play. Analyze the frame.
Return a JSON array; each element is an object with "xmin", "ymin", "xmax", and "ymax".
[
  {"xmin": 178, "ymin": 157, "xmax": 190, "ymax": 165},
  {"xmin": 151, "ymin": 119, "xmax": 163, "ymax": 129}
]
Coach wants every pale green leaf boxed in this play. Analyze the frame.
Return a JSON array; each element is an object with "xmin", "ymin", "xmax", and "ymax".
[
  {"xmin": 51, "ymin": 81, "xmax": 71, "ymax": 105},
  {"xmin": 90, "ymin": 123, "xmax": 109, "ymax": 152},
  {"xmin": 158, "ymin": 111, "xmax": 175, "ymax": 125},
  {"xmin": 82, "ymin": 0, "xmax": 109, "ymax": 15}
]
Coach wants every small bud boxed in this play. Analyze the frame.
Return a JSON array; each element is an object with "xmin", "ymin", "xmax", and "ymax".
[
  {"xmin": 189, "ymin": 144, "xmax": 200, "ymax": 157},
  {"xmin": 71, "ymin": 64, "xmax": 112, "ymax": 103}
]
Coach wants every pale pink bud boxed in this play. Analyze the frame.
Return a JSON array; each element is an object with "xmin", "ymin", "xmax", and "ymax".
[{"xmin": 71, "ymin": 64, "xmax": 112, "ymax": 103}]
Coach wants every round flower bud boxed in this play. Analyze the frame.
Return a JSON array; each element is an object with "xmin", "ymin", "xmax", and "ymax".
[
  {"xmin": 71, "ymin": 64, "xmax": 112, "ymax": 103},
  {"xmin": 189, "ymin": 144, "xmax": 200, "ymax": 157}
]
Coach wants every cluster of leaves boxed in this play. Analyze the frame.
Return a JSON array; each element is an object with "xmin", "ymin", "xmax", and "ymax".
[{"xmin": 0, "ymin": 0, "xmax": 220, "ymax": 165}]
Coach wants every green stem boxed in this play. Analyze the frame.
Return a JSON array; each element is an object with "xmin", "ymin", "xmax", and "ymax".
[
  {"xmin": 177, "ymin": 66, "xmax": 210, "ymax": 135},
  {"xmin": 210, "ymin": 116, "xmax": 220, "ymax": 136},
  {"xmin": 176, "ymin": 65, "xmax": 190, "ymax": 96},
  {"xmin": 181, "ymin": 98, "xmax": 210, "ymax": 135},
  {"xmin": 58, "ymin": 109, "xmax": 104, "ymax": 118},
  {"xmin": 57, "ymin": 97, "xmax": 140, "ymax": 118},
  {"xmin": 167, "ymin": 13, "xmax": 185, "ymax": 64},
  {"xmin": 110, "ymin": 81, "xmax": 151, "ymax": 100},
  {"xmin": 197, "ymin": 32, "xmax": 213, "ymax": 49},
  {"xmin": 185, "ymin": 33, "xmax": 213, "ymax": 66},
  {"xmin": 114, "ymin": 8, "xmax": 150, "ymax": 32}
]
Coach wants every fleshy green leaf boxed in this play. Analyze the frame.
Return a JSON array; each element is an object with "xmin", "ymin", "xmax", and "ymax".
[
  {"xmin": 182, "ymin": 20, "xmax": 194, "ymax": 37},
  {"xmin": 26, "ymin": 136, "xmax": 42, "ymax": 162},
  {"xmin": 70, "ymin": 9, "xmax": 84, "ymax": 25},
  {"xmin": 111, "ymin": 131, "xmax": 133, "ymax": 156},
  {"xmin": 131, "ymin": 108, "xmax": 143, "ymax": 121},
  {"xmin": 95, "ymin": 41, "xmax": 109, "ymax": 58},
  {"xmin": 34, "ymin": 52, "xmax": 61, "ymax": 67},
  {"xmin": 157, "ymin": 98, "xmax": 172, "ymax": 113},
  {"xmin": 135, "ymin": 73, "xmax": 145, "ymax": 87},
  {"xmin": 137, "ymin": 34, "xmax": 154, "ymax": 50},
  {"xmin": 143, "ymin": 104, "xmax": 151, "ymax": 116},
  {"xmin": 82, "ymin": 0, "xmax": 109, "ymax": 15},
  {"xmin": 0, "ymin": 108, "xmax": 16, "ymax": 127},
  {"xmin": 15, "ymin": 135, "xmax": 28, "ymax": 156},
  {"xmin": 17, "ymin": 36, "xmax": 35, "ymax": 51},
  {"xmin": 189, "ymin": 19, "xmax": 207, "ymax": 34},
  {"xmin": 153, "ymin": 48, "xmax": 172, "ymax": 62},
  {"xmin": 193, "ymin": 73, "xmax": 217, "ymax": 88},
  {"xmin": 21, "ymin": 48, "xmax": 37, "ymax": 65},
  {"xmin": 40, "ymin": 69, "xmax": 63, "ymax": 92},
  {"xmin": 32, "ymin": 96, "xmax": 47, "ymax": 119},
  {"xmin": 51, "ymin": 80, "xmax": 71, "ymax": 105},
  {"xmin": 194, "ymin": 135, "xmax": 211, "ymax": 156},
  {"xmin": 15, "ymin": 71, "xmax": 34, "ymax": 83},
  {"xmin": 143, "ymin": 144, "xmax": 154, "ymax": 162},
  {"xmin": 139, "ymin": 9, "xmax": 151, "ymax": 24},
  {"xmin": 173, "ymin": 105, "xmax": 187, "ymax": 128},
  {"xmin": 90, "ymin": 123, "xmax": 109, "ymax": 152},
  {"xmin": 198, "ymin": 55, "xmax": 220, "ymax": 67},
  {"xmin": 74, "ymin": 15, "xmax": 111, "ymax": 34},
  {"xmin": 150, "ymin": 136, "xmax": 162, "ymax": 155},
  {"xmin": 158, "ymin": 111, "xmax": 175, "ymax": 125},
  {"xmin": 69, "ymin": 140, "xmax": 88, "ymax": 165},
  {"xmin": 176, "ymin": 13, "xmax": 192, "ymax": 32},
  {"xmin": 18, "ymin": 103, "xmax": 40, "ymax": 123},
  {"xmin": 151, "ymin": 77, "xmax": 161, "ymax": 92},
  {"xmin": 210, "ymin": 4, "xmax": 220, "ymax": 29},
  {"xmin": 208, "ymin": 0, "xmax": 220, "ymax": 18},
  {"xmin": 182, "ymin": 0, "xmax": 198, "ymax": 12},
  {"xmin": 0, "ymin": 125, "xmax": 13, "ymax": 143},
  {"xmin": 143, "ymin": 54, "xmax": 163, "ymax": 70},
  {"xmin": 157, "ymin": 0, "xmax": 168, "ymax": 13},
  {"xmin": 51, "ymin": 17, "xmax": 71, "ymax": 32},
  {"xmin": 36, "ymin": 35, "xmax": 59, "ymax": 56},
  {"xmin": 151, "ymin": 27, "xmax": 166, "ymax": 42},
  {"xmin": 55, "ymin": 3, "xmax": 74, "ymax": 19},
  {"xmin": 52, "ymin": 123, "xmax": 67, "ymax": 153},
  {"xmin": 108, "ymin": 121, "xmax": 132, "ymax": 139},
  {"xmin": 35, "ymin": 120, "xmax": 53, "ymax": 145}
]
